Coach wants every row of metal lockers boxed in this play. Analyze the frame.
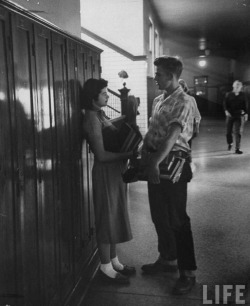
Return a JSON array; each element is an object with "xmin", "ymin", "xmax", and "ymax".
[{"xmin": 0, "ymin": 2, "xmax": 101, "ymax": 305}]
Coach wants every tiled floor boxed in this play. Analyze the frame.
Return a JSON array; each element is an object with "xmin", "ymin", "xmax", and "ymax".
[{"xmin": 82, "ymin": 118, "xmax": 250, "ymax": 306}]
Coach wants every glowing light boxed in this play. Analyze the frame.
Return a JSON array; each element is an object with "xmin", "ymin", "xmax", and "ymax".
[
  {"xmin": 0, "ymin": 92, "xmax": 5, "ymax": 100},
  {"xmin": 198, "ymin": 59, "xmax": 207, "ymax": 67}
]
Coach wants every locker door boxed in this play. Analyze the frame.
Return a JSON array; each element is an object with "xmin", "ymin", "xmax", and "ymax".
[
  {"xmin": 67, "ymin": 41, "xmax": 82, "ymax": 270},
  {"xmin": 76, "ymin": 45, "xmax": 96, "ymax": 264},
  {"xmin": 82, "ymin": 48, "xmax": 95, "ymax": 245},
  {"xmin": 11, "ymin": 13, "xmax": 40, "ymax": 303},
  {"xmin": 50, "ymin": 32, "xmax": 73, "ymax": 297},
  {"xmin": 0, "ymin": 8, "xmax": 21, "ymax": 304},
  {"xmin": 85, "ymin": 50, "xmax": 93, "ymax": 80},
  {"xmin": 33, "ymin": 24, "xmax": 58, "ymax": 305},
  {"xmin": 89, "ymin": 50, "xmax": 101, "ymax": 249},
  {"xmin": 80, "ymin": 47, "xmax": 97, "ymax": 251},
  {"xmin": 92, "ymin": 51, "xmax": 101, "ymax": 79}
]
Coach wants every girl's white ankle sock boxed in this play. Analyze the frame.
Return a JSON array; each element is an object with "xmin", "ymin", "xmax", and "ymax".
[
  {"xmin": 100, "ymin": 262, "xmax": 117, "ymax": 278},
  {"xmin": 111, "ymin": 256, "xmax": 124, "ymax": 271}
]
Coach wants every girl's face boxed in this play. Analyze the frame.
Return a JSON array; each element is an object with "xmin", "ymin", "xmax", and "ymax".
[{"xmin": 93, "ymin": 87, "xmax": 109, "ymax": 109}]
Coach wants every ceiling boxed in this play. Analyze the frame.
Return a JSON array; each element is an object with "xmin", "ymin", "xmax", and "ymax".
[{"xmin": 150, "ymin": 0, "xmax": 250, "ymax": 59}]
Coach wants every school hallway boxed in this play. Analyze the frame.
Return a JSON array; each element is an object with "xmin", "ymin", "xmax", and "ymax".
[{"xmin": 82, "ymin": 117, "xmax": 250, "ymax": 306}]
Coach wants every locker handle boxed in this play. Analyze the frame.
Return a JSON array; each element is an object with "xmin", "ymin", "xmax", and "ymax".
[
  {"xmin": 16, "ymin": 167, "xmax": 24, "ymax": 196},
  {"xmin": 16, "ymin": 168, "xmax": 20, "ymax": 196}
]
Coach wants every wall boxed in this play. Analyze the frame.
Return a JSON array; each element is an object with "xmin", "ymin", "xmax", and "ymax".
[
  {"xmin": 164, "ymin": 33, "xmax": 250, "ymax": 88},
  {"xmin": 165, "ymin": 36, "xmax": 230, "ymax": 86},
  {"xmin": 164, "ymin": 35, "xmax": 229, "ymax": 100},
  {"xmin": 81, "ymin": 0, "xmax": 144, "ymax": 55},
  {"xmin": 182, "ymin": 56, "xmax": 231, "ymax": 86},
  {"xmin": 160, "ymin": 35, "xmax": 234, "ymax": 116},
  {"xmin": 81, "ymin": 33, "xmax": 148, "ymax": 135},
  {"xmin": 80, "ymin": 0, "xmax": 166, "ymax": 133},
  {"xmin": 235, "ymin": 52, "xmax": 250, "ymax": 82},
  {"xmin": 7, "ymin": 0, "xmax": 81, "ymax": 37},
  {"xmin": 182, "ymin": 56, "xmax": 231, "ymax": 115},
  {"xmin": 143, "ymin": 0, "xmax": 164, "ymax": 77},
  {"xmin": 235, "ymin": 53, "xmax": 250, "ymax": 117}
]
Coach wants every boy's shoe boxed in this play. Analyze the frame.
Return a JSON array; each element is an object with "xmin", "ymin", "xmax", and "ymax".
[
  {"xmin": 172, "ymin": 275, "xmax": 196, "ymax": 295},
  {"xmin": 141, "ymin": 258, "xmax": 178, "ymax": 274},
  {"xmin": 235, "ymin": 149, "xmax": 243, "ymax": 154}
]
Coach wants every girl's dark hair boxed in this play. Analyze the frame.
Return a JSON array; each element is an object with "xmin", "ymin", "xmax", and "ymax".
[{"xmin": 81, "ymin": 78, "xmax": 108, "ymax": 110}]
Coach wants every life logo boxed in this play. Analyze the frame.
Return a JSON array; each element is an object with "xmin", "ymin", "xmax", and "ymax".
[{"xmin": 203, "ymin": 284, "xmax": 246, "ymax": 304}]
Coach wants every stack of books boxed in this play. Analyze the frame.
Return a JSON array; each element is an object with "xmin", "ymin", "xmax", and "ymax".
[
  {"xmin": 152, "ymin": 153, "xmax": 186, "ymax": 183},
  {"xmin": 122, "ymin": 152, "xmax": 186, "ymax": 184},
  {"xmin": 117, "ymin": 122, "xmax": 142, "ymax": 153},
  {"xmin": 102, "ymin": 116, "xmax": 142, "ymax": 153}
]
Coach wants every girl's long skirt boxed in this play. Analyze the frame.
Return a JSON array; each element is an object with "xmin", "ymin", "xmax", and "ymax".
[{"xmin": 92, "ymin": 160, "xmax": 132, "ymax": 244}]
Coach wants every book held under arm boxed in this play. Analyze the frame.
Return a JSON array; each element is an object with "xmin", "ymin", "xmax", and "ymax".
[{"xmin": 122, "ymin": 150, "xmax": 189, "ymax": 184}]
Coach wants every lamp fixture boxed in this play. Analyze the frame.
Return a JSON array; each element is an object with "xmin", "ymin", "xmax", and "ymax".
[{"xmin": 198, "ymin": 59, "xmax": 207, "ymax": 67}]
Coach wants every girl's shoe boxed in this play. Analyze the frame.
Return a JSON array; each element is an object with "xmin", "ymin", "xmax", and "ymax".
[
  {"xmin": 115, "ymin": 265, "xmax": 136, "ymax": 276},
  {"xmin": 99, "ymin": 269, "xmax": 130, "ymax": 284}
]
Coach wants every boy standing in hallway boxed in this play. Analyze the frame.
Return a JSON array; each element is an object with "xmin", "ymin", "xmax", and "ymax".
[
  {"xmin": 224, "ymin": 80, "xmax": 248, "ymax": 154},
  {"xmin": 141, "ymin": 56, "xmax": 198, "ymax": 295}
]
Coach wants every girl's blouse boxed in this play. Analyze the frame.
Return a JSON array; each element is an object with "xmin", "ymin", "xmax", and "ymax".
[{"xmin": 83, "ymin": 109, "xmax": 120, "ymax": 154}]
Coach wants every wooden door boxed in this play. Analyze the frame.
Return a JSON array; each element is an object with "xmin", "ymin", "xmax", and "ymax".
[
  {"xmin": 66, "ymin": 40, "xmax": 84, "ymax": 274},
  {"xmin": 0, "ymin": 8, "xmax": 23, "ymax": 305},
  {"xmin": 11, "ymin": 13, "xmax": 40, "ymax": 304},
  {"xmin": 50, "ymin": 32, "xmax": 73, "ymax": 300},
  {"xmin": 83, "ymin": 49, "xmax": 102, "ymax": 250},
  {"xmin": 76, "ymin": 45, "xmax": 96, "ymax": 263},
  {"xmin": 92, "ymin": 52, "xmax": 101, "ymax": 79},
  {"xmin": 0, "ymin": 3, "xmax": 102, "ymax": 304},
  {"xmin": 33, "ymin": 24, "xmax": 58, "ymax": 305}
]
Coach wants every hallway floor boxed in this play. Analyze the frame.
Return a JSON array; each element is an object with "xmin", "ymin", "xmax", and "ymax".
[{"xmin": 82, "ymin": 118, "xmax": 250, "ymax": 306}]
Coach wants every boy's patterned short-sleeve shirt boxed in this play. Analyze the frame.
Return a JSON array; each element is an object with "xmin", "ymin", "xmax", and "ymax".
[{"xmin": 144, "ymin": 86, "xmax": 197, "ymax": 152}]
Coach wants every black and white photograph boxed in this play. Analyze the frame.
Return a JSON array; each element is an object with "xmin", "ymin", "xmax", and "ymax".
[{"xmin": 1, "ymin": 0, "xmax": 250, "ymax": 305}]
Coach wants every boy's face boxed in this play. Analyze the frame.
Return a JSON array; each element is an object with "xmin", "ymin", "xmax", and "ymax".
[
  {"xmin": 154, "ymin": 66, "xmax": 172, "ymax": 91},
  {"xmin": 233, "ymin": 81, "xmax": 242, "ymax": 93}
]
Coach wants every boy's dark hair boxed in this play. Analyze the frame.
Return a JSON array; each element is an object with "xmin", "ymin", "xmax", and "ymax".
[
  {"xmin": 154, "ymin": 56, "xmax": 183, "ymax": 79},
  {"xmin": 81, "ymin": 78, "xmax": 108, "ymax": 110}
]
